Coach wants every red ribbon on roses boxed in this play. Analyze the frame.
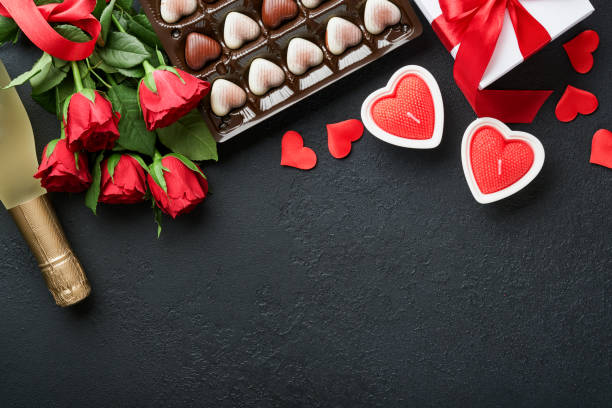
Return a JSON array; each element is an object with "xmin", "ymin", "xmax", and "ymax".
[
  {"xmin": 0, "ymin": 0, "xmax": 100, "ymax": 61},
  {"xmin": 432, "ymin": 0, "xmax": 553, "ymax": 123}
]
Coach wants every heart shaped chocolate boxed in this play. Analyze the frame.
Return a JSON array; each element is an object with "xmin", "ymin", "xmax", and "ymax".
[
  {"xmin": 364, "ymin": 0, "xmax": 401, "ymax": 35},
  {"xmin": 325, "ymin": 17, "xmax": 362, "ymax": 56},
  {"xmin": 461, "ymin": 117, "xmax": 545, "ymax": 204},
  {"xmin": 210, "ymin": 79, "xmax": 247, "ymax": 116},
  {"xmin": 160, "ymin": 0, "xmax": 197, "ymax": 24},
  {"xmin": 262, "ymin": 0, "xmax": 299, "ymax": 29},
  {"xmin": 361, "ymin": 65, "xmax": 443, "ymax": 149},
  {"xmin": 286, "ymin": 38, "xmax": 324, "ymax": 75},
  {"xmin": 223, "ymin": 12, "xmax": 261, "ymax": 50},
  {"xmin": 300, "ymin": 0, "xmax": 323, "ymax": 8},
  {"xmin": 248, "ymin": 58, "xmax": 285, "ymax": 96},
  {"xmin": 185, "ymin": 33, "xmax": 221, "ymax": 71}
]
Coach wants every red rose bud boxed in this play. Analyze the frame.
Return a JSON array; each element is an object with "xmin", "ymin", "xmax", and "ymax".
[
  {"xmin": 99, "ymin": 155, "xmax": 147, "ymax": 204},
  {"xmin": 34, "ymin": 139, "xmax": 92, "ymax": 193},
  {"xmin": 147, "ymin": 156, "xmax": 208, "ymax": 218},
  {"xmin": 139, "ymin": 68, "xmax": 210, "ymax": 131},
  {"xmin": 65, "ymin": 90, "xmax": 120, "ymax": 153}
]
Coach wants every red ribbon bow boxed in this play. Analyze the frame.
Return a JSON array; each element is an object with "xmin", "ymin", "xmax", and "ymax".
[
  {"xmin": 0, "ymin": 0, "xmax": 100, "ymax": 61},
  {"xmin": 433, "ymin": 0, "xmax": 553, "ymax": 123}
]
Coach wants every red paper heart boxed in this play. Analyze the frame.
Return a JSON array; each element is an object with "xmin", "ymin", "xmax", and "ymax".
[
  {"xmin": 555, "ymin": 85, "xmax": 598, "ymax": 123},
  {"xmin": 590, "ymin": 129, "xmax": 612, "ymax": 169},
  {"xmin": 281, "ymin": 131, "xmax": 317, "ymax": 170},
  {"xmin": 470, "ymin": 126, "xmax": 535, "ymax": 194},
  {"xmin": 371, "ymin": 74, "xmax": 435, "ymax": 140},
  {"xmin": 563, "ymin": 30, "xmax": 599, "ymax": 74},
  {"xmin": 327, "ymin": 119, "xmax": 364, "ymax": 159},
  {"xmin": 361, "ymin": 66, "xmax": 443, "ymax": 149}
]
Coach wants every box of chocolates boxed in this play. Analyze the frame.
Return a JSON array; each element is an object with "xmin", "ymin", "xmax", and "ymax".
[{"xmin": 140, "ymin": 0, "xmax": 423, "ymax": 142}]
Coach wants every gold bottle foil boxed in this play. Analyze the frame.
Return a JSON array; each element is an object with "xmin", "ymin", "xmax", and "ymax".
[{"xmin": 9, "ymin": 195, "xmax": 91, "ymax": 307}]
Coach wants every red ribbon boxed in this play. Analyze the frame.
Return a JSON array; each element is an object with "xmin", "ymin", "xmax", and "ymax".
[
  {"xmin": 433, "ymin": 0, "xmax": 553, "ymax": 123},
  {"xmin": 0, "ymin": 0, "xmax": 100, "ymax": 61}
]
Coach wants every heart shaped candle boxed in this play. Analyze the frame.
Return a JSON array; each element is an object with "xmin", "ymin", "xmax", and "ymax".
[
  {"xmin": 262, "ymin": 0, "xmax": 299, "ymax": 29},
  {"xmin": 185, "ymin": 33, "xmax": 221, "ymax": 70},
  {"xmin": 286, "ymin": 38, "xmax": 324, "ymax": 75},
  {"xmin": 325, "ymin": 17, "xmax": 362, "ymax": 56},
  {"xmin": 461, "ymin": 117, "xmax": 545, "ymax": 204},
  {"xmin": 364, "ymin": 0, "xmax": 401, "ymax": 35},
  {"xmin": 361, "ymin": 65, "xmax": 443, "ymax": 149},
  {"xmin": 210, "ymin": 79, "xmax": 247, "ymax": 116},
  {"xmin": 223, "ymin": 12, "xmax": 261, "ymax": 50},
  {"xmin": 248, "ymin": 58, "xmax": 286, "ymax": 96},
  {"xmin": 160, "ymin": 0, "xmax": 198, "ymax": 23}
]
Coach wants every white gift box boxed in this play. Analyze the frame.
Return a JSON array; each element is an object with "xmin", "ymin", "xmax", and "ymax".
[{"xmin": 413, "ymin": 0, "xmax": 595, "ymax": 89}]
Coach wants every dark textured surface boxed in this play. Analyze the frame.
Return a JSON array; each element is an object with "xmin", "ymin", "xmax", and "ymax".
[{"xmin": 1, "ymin": 2, "xmax": 612, "ymax": 406}]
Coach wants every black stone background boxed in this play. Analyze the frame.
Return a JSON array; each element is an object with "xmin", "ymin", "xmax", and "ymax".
[{"xmin": 1, "ymin": 1, "xmax": 612, "ymax": 406}]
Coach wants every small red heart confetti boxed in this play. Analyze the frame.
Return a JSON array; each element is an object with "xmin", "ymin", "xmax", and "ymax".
[
  {"xmin": 327, "ymin": 119, "xmax": 364, "ymax": 159},
  {"xmin": 461, "ymin": 118, "xmax": 544, "ymax": 204},
  {"xmin": 281, "ymin": 131, "xmax": 317, "ymax": 170},
  {"xmin": 361, "ymin": 65, "xmax": 443, "ymax": 149},
  {"xmin": 563, "ymin": 30, "xmax": 599, "ymax": 74},
  {"xmin": 590, "ymin": 129, "xmax": 612, "ymax": 169},
  {"xmin": 555, "ymin": 85, "xmax": 598, "ymax": 123}
]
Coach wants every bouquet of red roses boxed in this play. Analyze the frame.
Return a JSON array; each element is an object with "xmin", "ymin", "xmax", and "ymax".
[{"xmin": 0, "ymin": 0, "xmax": 217, "ymax": 235}]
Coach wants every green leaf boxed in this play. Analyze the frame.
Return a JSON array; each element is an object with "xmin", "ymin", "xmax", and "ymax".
[
  {"xmin": 2, "ymin": 66, "xmax": 41, "ymax": 89},
  {"xmin": 116, "ymin": 0, "xmax": 135, "ymax": 12},
  {"xmin": 54, "ymin": 24, "xmax": 91, "ymax": 42},
  {"xmin": 97, "ymin": 31, "xmax": 151, "ymax": 69},
  {"xmin": 116, "ymin": 65, "xmax": 144, "ymax": 78},
  {"xmin": 93, "ymin": 0, "xmax": 107, "ymax": 19},
  {"xmin": 107, "ymin": 84, "xmax": 156, "ymax": 156},
  {"xmin": 127, "ymin": 14, "xmax": 163, "ymax": 49},
  {"xmin": 88, "ymin": 50, "xmax": 118, "ymax": 74},
  {"xmin": 32, "ymin": 75, "xmax": 75, "ymax": 115},
  {"xmin": 157, "ymin": 110, "xmax": 218, "ymax": 162},
  {"xmin": 29, "ymin": 53, "xmax": 68, "ymax": 95},
  {"xmin": 98, "ymin": 0, "xmax": 116, "ymax": 46},
  {"xmin": 0, "ymin": 16, "xmax": 19, "ymax": 46},
  {"xmin": 85, "ymin": 153, "xmax": 105, "ymax": 215}
]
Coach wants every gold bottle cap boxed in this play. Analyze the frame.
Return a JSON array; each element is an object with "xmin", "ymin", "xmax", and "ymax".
[{"xmin": 9, "ymin": 194, "xmax": 91, "ymax": 307}]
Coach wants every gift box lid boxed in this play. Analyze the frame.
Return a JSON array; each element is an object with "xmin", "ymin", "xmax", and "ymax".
[{"xmin": 413, "ymin": 0, "xmax": 595, "ymax": 89}]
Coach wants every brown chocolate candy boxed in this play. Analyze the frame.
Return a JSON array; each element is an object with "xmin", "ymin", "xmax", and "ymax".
[
  {"xmin": 261, "ymin": 0, "xmax": 299, "ymax": 29},
  {"xmin": 185, "ymin": 33, "xmax": 222, "ymax": 71}
]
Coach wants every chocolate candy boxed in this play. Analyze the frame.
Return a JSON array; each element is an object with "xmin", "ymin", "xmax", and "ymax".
[
  {"xmin": 140, "ymin": 0, "xmax": 422, "ymax": 142},
  {"xmin": 185, "ymin": 33, "xmax": 221, "ymax": 70}
]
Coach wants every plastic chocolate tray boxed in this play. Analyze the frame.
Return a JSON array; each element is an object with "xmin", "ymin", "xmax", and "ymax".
[{"xmin": 140, "ymin": 0, "xmax": 423, "ymax": 142}]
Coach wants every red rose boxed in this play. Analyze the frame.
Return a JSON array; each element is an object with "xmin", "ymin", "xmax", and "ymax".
[
  {"xmin": 34, "ymin": 139, "xmax": 92, "ymax": 193},
  {"xmin": 99, "ymin": 155, "xmax": 147, "ymax": 204},
  {"xmin": 138, "ymin": 68, "xmax": 210, "ymax": 131},
  {"xmin": 65, "ymin": 90, "xmax": 120, "ymax": 153},
  {"xmin": 147, "ymin": 156, "xmax": 208, "ymax": 218}
]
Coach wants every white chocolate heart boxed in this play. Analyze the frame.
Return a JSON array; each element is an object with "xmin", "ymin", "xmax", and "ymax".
[
  {"xmin": 286, "ymin": 38, "xmax": 324, "ymax": 75},
  {"xmin": 325, "ymin": 17, "xmax": 362, "ymax": 56},
  {"xmin": 160, "ymin": 0, "xmax": 197, "ymax": 24},
  {"xmin": 248, "ymin": 58, "xmax": 286, "ymax": 96},
  {"xmin": 210, "ymin": 79, "xmax": 247, "ymax": 116},
  {"xmin": 364, "ymin": 0, "xmax": 401, "ymax": 35},
  {"xmin": 301, "ymin": 0, "xmax": 323, "ymax": 8},
  {"xmin": 223, "ymin": 12, "xmax": 261, "ymax": 50}
]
